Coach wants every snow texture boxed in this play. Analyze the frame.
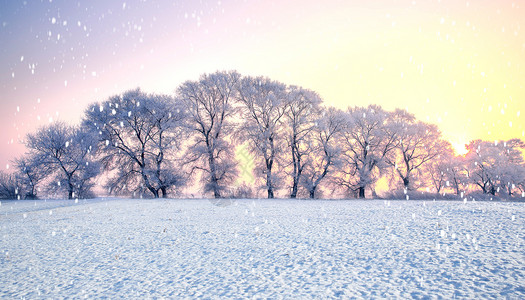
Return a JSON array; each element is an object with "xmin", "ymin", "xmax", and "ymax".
[{"xmin": 1, "ymin": 198, "xmax": 524, "ymax": 298}]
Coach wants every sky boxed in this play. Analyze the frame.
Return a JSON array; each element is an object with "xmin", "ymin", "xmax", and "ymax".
[{"xmin": 1, "ymin": 0, "xmax": 524, "ymax": 171}]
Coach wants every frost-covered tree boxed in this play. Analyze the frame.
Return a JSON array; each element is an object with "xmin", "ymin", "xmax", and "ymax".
[
  {"xmin": 422, "ymin": 142, "xmax": 456, "ymax": 194},
  {"xmin": 337, "ymin": 105, "xmax": 397, "ymax": 198},
  {"xmin": 465, "ymin": 140, "xmax": 497, "ymax": 195},
  {"xmin": 84, "ymin": 89, "xmax": 187, "ymax": 198},
  {"xmin": 283, "ymin": 86, "xmax": 322, "ymax": 198},
  {"xmin": 0, "ymin": 171, "xmax": 22, "ymax": 200},
  {"xmin": 465, "ymin": 139, "xmax": 525, "ymax": 196},
  {"xmin": 13, "ymin": 154, "xmax": 50, "ymax": 199},
  {"xmin": 498, "ymin": 139, "xmax": 525, "ymax": 196},
  {"xmin": 178, "ymin": 71, "xmax": 240, "ymax": 198},
  {"xmin": 25, "ymin": 122, "xmax": 99, "ymax": 199},
  {"xmin": 443, "ymin": 156, "xmax": 469, "ymax": 196},
  {"xmin": 301, "ymin": 107, "xmax": 346, "ymax": 199},
  {"xmin": 516, "ymin": 167, "xmax": 525, "ymax": 196},
  {"xmin": 386, "ymin": 109, "xmax": 447, "ymax": 191},
  {"xmin": 235, "ymin": 76, "xmax": 287, "ymax": 198}
]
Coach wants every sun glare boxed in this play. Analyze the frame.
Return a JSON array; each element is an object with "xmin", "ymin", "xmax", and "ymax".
[{"xmin": 452, "ymin": 142, "xmax": 469, "ymax": 156}]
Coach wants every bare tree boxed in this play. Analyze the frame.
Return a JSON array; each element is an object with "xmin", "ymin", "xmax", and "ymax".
[
  {"xmin": 422, "ymin": 142, "xmax": 455, "ymax": 194},
  {"xmin": 499, "ymin": 139, "xmax": 525, "ymax": 196},
  {"xmin": 178, "ymin": 71, "xmax": 240, "ymax": 198},
  {"xmin": 283, "ymin": 86, "xmax": 322, "ymax": 198},
  {"xmin": 236, "ymin": 76, "xmax": 287, "ymax": 198},
  {"xmin": 0, "ymin": 171, "xmax": 22, "ymax": 200},
  {"xmin": 444, "ymin": 156, "xmax": 469, "ymax": 196},
  {"xmin": 385, "ymin": 109, "xmax": 446, "ymax": 191},
  {"xmin": 337, "ymin": 105, "xmax": 397, "ymax": 198},
  {"xmin": 516, "ymin": 167, "xmax": 525, "ymax": 197},
  {"xmin": 84, "ymin": 89, "xmax": 187, "ymax": 198},
  {"xmin": 465, "ymin": 140, "xmax": 496, "ymax": 195},
  {"xmin": 301, "ymin": 107, "xmax": 346, "ymax": 198},
  {"xmin": 465, "ymin": 139, "xmax": 525, "ymax": 196},
  {"xmin": 422, "ymin": 149, "xmax": 470, "ymax": 197},
  {"xmin": 25, "ymin": 122, "xmax": 99, "ymax": 199},
  {"xmin": 13, "ymin": 154, "xmax": 50, "ymax": 199}
]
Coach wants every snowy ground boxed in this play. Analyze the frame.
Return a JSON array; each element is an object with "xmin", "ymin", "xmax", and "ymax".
[{"xmin": 1, "ymin": 198, "xmax": 524, "ymax": 299}]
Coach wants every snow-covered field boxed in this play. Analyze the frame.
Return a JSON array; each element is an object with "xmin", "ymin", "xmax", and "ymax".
[{"xmin": 1, "ymin": 198, "xmax": 524, "ymax": 299}]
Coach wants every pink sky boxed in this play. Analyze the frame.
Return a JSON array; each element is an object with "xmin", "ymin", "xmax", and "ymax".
[{"xmin": 1, "ymin": 0, "xmax": 524, "ymax": 170}]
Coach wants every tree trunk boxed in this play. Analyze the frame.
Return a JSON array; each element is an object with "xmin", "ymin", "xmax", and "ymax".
[
  {"xmin": 267, "ymin": 171, "xmax": 274, "ymax": 198},
  {"xmin": 291, "ymin": 145, "xmax": 298, "ymax": 199},
  {"xmin": 358, "ymin": 186, "xmax": 366, "ymax": 199},
  {"xmin": 148, "ymin": 187, "xmax": 159, "ymax": 198},
  {"xmin": 309, "ymin": 157, "xmax": 330, "ymax": 200},
  {"xmin": 207, "ymin": 146, "xmax": 222, "ymax": 199},
  {"xmin": 489, "ymin": 186, "xmax": 496, "ymax": 196},
  {"xmin": 28, "ymin": 185, "xmax": 37, "ymax": 200},
  {"xmin": 402, "ymin": 177, "xmax": 410, "ymax": 189},
  {"xmin": 140, "ymin": 166, "xmax": 160, "ymax": 198},
  {"xmin": 67, "ymin": 179, "xmax": 74, "ymax": 199},
  {"xmin": 268, "ymin": 187, "xmax": 274, "ymax": 198},
  {"xmin": 161, "ymin": 187, "xmax": 168, "ymax": 198},
  {"xmin": 479, "ymin": 183, "xmax": 487, "ymax": 194},
  {"xmin": 213, "ymin": 188, "xmax": 221, "ymax": 198},
  {"xmin": 290, "ymin": 184, "xmax": 298, "ymax": 199},
  {"xmin": 309, "ymin": 187, "xmax": 316, "ymax": 199},
  {"xmin": 211, "ymin": 174, "xmax": 221, "ymax": 198},
  {"xmin": 266, "ymin": 152, "xmax": 274, "ymax": 198}
]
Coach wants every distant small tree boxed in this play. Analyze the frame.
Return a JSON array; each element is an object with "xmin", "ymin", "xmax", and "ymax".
[
  {"xmin": 178, "ymin": 71, "xmax": 241, "ymax": 198},
  {"xmin": 422, "ymin": 143, "xmax": 455, "ymax": 194},
  {"xmin": 443, "ymin": 156, "xmax": 469, "ymax": 196},
  {"xmin": 516, "ymin": 169, "xmax": 525, "ymax": 197},
  {"xmin": 84, "ymin": 89, "xmax": 187, "ymax": 198},
  {"xmin": 498, "ymin": 139, "xmax": 525, "ymax": 196},
  {"xmin": 227, "ymin": 182, "xmax": 254, "ymax": 199},
  {"xmin": 0, "ymin": 171, "xmax": 22, "ymax": 200},
  {"xmin": 465, "ymin": 139, "xmax": 525, "ymax": 196},
  {"xmin": 13, "ymin": 154, "xmax": 50, "ymax": 199},
  {"xmin": 465, "ymin": 140, "xmax": 496, "ymax": 195},
  {"xmin": 25, "ymin": 122, "xmax": 99, "ymax": 199}
]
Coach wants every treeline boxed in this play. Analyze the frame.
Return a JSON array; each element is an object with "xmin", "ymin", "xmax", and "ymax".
[{"xmin": 1, "ymin": 71, "xmax": 524, "ymax": 200}]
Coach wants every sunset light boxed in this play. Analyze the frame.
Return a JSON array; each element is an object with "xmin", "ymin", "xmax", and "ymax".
[
  {"xmin": 1, "ymin": 0, "xmax": 524, "ymax": 170},
  {"xmin": 452, "ymin": 141, "xmax": 469, "ymax": 156}
]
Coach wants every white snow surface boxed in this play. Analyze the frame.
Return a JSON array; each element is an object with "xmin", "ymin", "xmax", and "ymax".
[{"xmin": 1, "ymin": 198, "xmax": 524, "ymax": 298}]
